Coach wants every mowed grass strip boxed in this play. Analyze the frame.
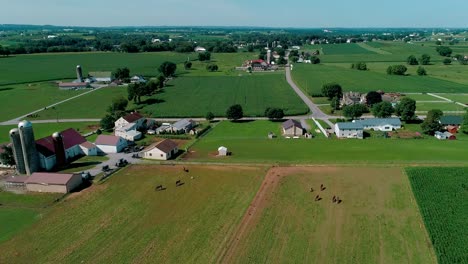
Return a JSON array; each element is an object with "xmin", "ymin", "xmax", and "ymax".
[
  {"xmin": 187, "ymin": 120, "xmax": 468, "ymax": 164},
  {"xmin": 0, "ymin": 165, "xmax": 265, "ymax": 263},
  {"xmin": 406, "ymin": 167, "xmax": 468, "ymax": 264},
  {"xmin": 232, "ymin": 167, "xmax": 436, "ymax": 264},
  {"xmin": 292, "ymin": 64, "xmax": 468, "ymax": 94}
]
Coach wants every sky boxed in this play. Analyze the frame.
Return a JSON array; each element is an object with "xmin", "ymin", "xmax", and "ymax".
[{"xmin": 0, "ymin": 0, "xmax": 467, "ymax": 28}]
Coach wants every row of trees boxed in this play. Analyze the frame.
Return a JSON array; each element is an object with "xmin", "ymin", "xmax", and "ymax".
[{"xmin": 407, "ymin": 54, "xmax": 431, "ymax": 65}]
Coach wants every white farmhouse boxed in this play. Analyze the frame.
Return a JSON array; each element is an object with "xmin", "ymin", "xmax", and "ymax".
[
  {"xmin": 95, "ymin": 135, "xmax": 127, "ymax": 154},
  {"xmin": 355, "ymin": 118, "xmax": 402, "ymax": 132},
  {"xmin": 114, "ymin": 112, "xmax": 145, "ymax": 141},
  {"xmin": 143, "ymin": 139, "xmax": 178, "ymax": 160},
  {"xmin": 335, "ymin": 122, "xmax": 364, "ymax": 139}
]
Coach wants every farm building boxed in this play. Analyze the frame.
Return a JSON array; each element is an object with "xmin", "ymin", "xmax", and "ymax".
[
  {"xmin": 282, "ymin": 119, "xmax": 304, "ymax": 136},
  {"xmin": 114, "ymin": 112, "xmax": 145, "ymax": 141},
  {"xmin": 79, "ymin": 142, "xmax": 98, "ymax": 156},
  {"xmin": 335, "ymin": 122, "xmax": 364, "ymax": 139},
  {"xmin": 156, "ymin": 119, "xmax": 195, "ymax": 134},
  {"xmin": 89, "ymin": 71, "xmax": 113, "ymax": 83},
  {"xmin": 143, "ymin": 139, "xmax": 178, "ymax": 160},
  {"xmin": 435, "ymin": 131, "xmax": 456, "ymax": 140},
  {"xmin": 439, "ymin": 116, "xmax": 463, "ymax": 128},
  {"xmin": 355, "ymin": 118, "xmax": 402, "ymax": 131},
  {"xmin": 341, "ymin": 92, "xmax": 366, "ymax": 107},
  {"xmin": 25, "ymin": 172, "xmax": 83, "ymax": 193},
  {"xmin": 130, "ymin": 75, "xmax": 147, "ymax": 83},
  {"xmin": 95, "ymin": 135, "xmax": 127, "ymax": 154},
  {"xmin": 58, "ymin": 82, "xmax": 89, "ymax": 90},
  {"xmin": 194, "ymin": 46, "xmax": 207, "ymax": 52},
  {"xmin": 35, "ymin": 129, "xmax": 87, "ymax": 171},
  {"xmin": 447, "ymin": 125, "xmax": 459, "ymax": 134},
  {"xmin": 218, "ymin": 146, "xmax": 228, "ymax": 156}
]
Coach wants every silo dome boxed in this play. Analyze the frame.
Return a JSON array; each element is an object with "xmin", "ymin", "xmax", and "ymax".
[
  {"xmin": 9, "ymin": 128, "xmax": 19, "ymax": 135},
  {"xmin": 52, "ymin": 132, "xmax": 61, "ymax": 138},
  {"xmin": 18, "ymin": 120, "xmax": 32, "ymax": 129}
]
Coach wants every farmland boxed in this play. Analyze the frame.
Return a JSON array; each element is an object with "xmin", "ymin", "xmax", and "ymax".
[
  {"xmin": 0, "ymin": 165, "xmax": 265, "ymax": 263},
  {"xmin": 35, "ymin": 74, "xmax": 309, "ymax": 119},
  {"xmin": 186, "ymin": 120, "xmax": 468, "ymax": 164},
  {"xmin": 415, "ymin": 101, "xmax": 466, "ymax": 112},
  {"xmin": 406, "ymin": 167, "xmax": 468, "ymax": 264},
  {"xmin": 229, "ymin": 167, "xmax": 436, "ymax": 264}
]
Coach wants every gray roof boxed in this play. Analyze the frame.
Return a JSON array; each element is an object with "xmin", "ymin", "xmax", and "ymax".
[
  {"xmin": 172, "ymin": 119, "xmax": 193, "ymax": 130},
  {"xmin": 282, "ymin": 119, "xmax": 302, "ymax": 130},
  {"xmin": 440, "ymin": 116, "xmax": 463, "ymax": 125},
  {"xmin": 336, "ymin": 122, "xmax": 364, "ymax": 130},
  {"xmin": 355, "ymin": 118, "xmax": 401, "ymax": 127}
]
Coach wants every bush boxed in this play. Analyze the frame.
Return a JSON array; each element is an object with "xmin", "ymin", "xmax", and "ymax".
[
  {"xmin": 407, "ymin": 55, "xmax": 419, "ymax": 65},
  {"xmin": 264, "ymin": 107, "xmax": 285, "ymax": 120},
  {"xmin": 198, "ymin": 52, "xmax": 211, "ymax": 61},
  {"xmin": 226, "ymin": 104, "xmax": 243, "ymax": 120},
  {"xmin": 417, "ymin": 66, "xmax": 427, "ymax": 76},
  {"xmin": 387, "ymin": 65, "xmax": 408, "ymax": 75},
  {"xmin": 443, "ymin": 58, "xmax": 452, "ymax": 65},
  {"xmin": 351, "ymin": 62, "xmax": 367, "ymax": 70},
  {"xmin": 436, "ymin": 46, "xmax": 452, "ymax": 57},
  {"xmin": 206, "ymin": 64, "xmax": 218, "ymax": 72}
]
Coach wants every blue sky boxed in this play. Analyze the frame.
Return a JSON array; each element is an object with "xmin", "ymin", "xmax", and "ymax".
[{"xmin": 1, "ymin": 0, "xmax": 467, "ymax": 28}]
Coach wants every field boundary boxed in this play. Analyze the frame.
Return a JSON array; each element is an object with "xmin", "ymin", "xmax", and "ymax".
[{"xmin": 357, "ymin": 42, "xmax": 392, "ymax": 55}]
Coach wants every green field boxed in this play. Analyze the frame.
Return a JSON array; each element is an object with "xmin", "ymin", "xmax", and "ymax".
[
  {"xmin": 233, "ymin": 167, "xmax": 436, "ymax": 264},
  {"xmin": 407, "ymin": 167, "xmax": 468, "ymax": 264},
  {"xmin": 416, "ymin": 102, "xmax": 466, "ymax": 112},
  {"xmin": 404, "ymin": 94, "xmax": 443, "ymax": 101},
  {"xmin": 292, "ymin": 64, "xmax": 468, "ymax": 95},
  {"xmin": 0, "ymin": 165, "xmax": 265, "ymax": 263},
  {"xmin": 435, "ymin": 94, "xmax": 468, "ymax": 103},
  {"xmin": 0, "ymin": 122, "xmax": 98, "ymax": 143},
  {"xmin": 186, "ymin": 120, "xmax": 468, "ymax": 164},
  {"xmin": 320, "ymin": 43, "xmax": 378, "ymax": 55},
  {"xmin": 36, "ymin": 75, "xmax": 308, "ymax": 119}
]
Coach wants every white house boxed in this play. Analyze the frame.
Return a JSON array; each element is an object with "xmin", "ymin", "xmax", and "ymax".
[
  {"xmin": 115, "ymin": 112, "xmax": 145, "ymax": 130},
  {"xmin": 130, "ymin": 75, "xmax": 146, "ymax": 83},
  {"xmin": 354, "ymin": 118, "xmax": 402, "ymax": 132},
  {"xmin": 335, "ymin": 122, "xmax": 364, "ymax": 139},
  {"xmin": 79, "ymin": 142, "xmax": 98, "ymax": 156},
  {"xmin": 95, "ymin": 135, "xmax": 127, "ymax": 154},
  {"xmin": 143, "ymin": 139, "xmax": 178, "ymax": 160},
  {"xmin": 114, "ymin": 112, "xmax": 145, "ymax": 141}
]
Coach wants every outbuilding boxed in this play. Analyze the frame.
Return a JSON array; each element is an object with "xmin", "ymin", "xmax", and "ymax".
[
  {"xmin": 25, "ymin": 172, "xmax": 83, "ymax": 193},
  {"xmin": 282, "ymin": 119, "xmax": 304, "ymax": 136},
  {"xmin": 95, "ymin": 135, "xmax": 127, "ymax": 154},
  {"xmin": 79, "ymin": 142, "xmax": 98, "ymax": 156},
  {"xmin": 143, "ymin": 139, "xmax": 178, "ymax": 160},
  {"xmin": 435, "ymin": 131, "xmax": 456, "ymax": 140},
  {"xmin": 218, "ymin": 146, "xmax": 228, "ymax": 156}
]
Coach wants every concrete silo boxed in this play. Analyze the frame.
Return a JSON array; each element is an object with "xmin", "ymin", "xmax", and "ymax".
[
  {"xmin": 267, "ymin": 50, "xmax": 271, "ymax": 65},
  {"xmin": 9, "ymin": 128, "xmax": 26, "ymax": 174},
  {"xmin": 76, "ymin": 65, "xmax": 83, "ymax": 82},
  {"xmin": 18, "ymin": 120, "xmax": 40, "ymax": 175},
  {"xmin": 52, "ymin": 132, "xmax": 66, "ymax": 168}
]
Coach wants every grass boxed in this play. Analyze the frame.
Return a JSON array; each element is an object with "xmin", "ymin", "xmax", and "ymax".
[
  {"xmin": 0, "ymin": 82, "xmax": 85, "ymax": 122},
  {"xmin": 178, "ymin": 52, "xmax": 258, "ymax": 77},
  {"xmin": 320, "ymin": 43, "xmax": 378, "ymax": 55},
  {"xmin": 0, "ymin": 122, "xmax": 98, "ymax": 143},
  {"xmin": 292, "ymin": 64, "xmax": 468, "ymax": 95},
  {"xmin": 186, "ymin": 120, "xmax": 468, "ymax": 164},
  {"xmin": 232, "ymin": 167, "xmax": 436, "ymax": 264},
  {"xmin": 406, "ymin": 167, "xmax": 468, "ymax": 264},
  {"xmin": 404, "ymin": 94, "xmax": 443, "ymax": 101},
  {"xmin": 0, "ymin": 165, "xmax": 265, "ymax": 263},
  {"xmin": 35, "ymin": 75, "xmax": 308, "ymax": 119},
  {"xmin": 416, "ymin": 102, "xmax": 466, "ymax": 112},
  {"xmin": 59, "ymin": 155, "xmax": 109, "ymax": 173},
  {"xmin": 435, "ymin": 93, "xmax": 468, "ymax": 104}
]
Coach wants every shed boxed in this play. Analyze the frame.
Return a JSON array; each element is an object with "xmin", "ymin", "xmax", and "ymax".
[
  {"xmin": 79, "ymin": 142, "xmax": 98, "ymax": 156},
  {"xmin": 218, "ymin": 146, "xmax": 228, "ymax": 156},
  {"xmin": 435, "ymin": 131, "xmax": 456, "ymax": 140},
  {"xmin": 95, "ymin": 135, "xmax": 127, "ymax": 154},
  {"xmin": 282, "ymin": 119, "xmax": 303, "ymax": 136},
  {"xmin": 25, "ymin": 172, "xmax": 83, "ymax": 193},
  {"xmin": 143, "ymin": 139, "xmax": 178, "ymax": 160}
]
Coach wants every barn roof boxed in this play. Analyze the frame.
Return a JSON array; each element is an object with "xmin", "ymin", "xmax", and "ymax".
[
  {"xmin": 336, "ymin": 122, "xmax": 364, "ymax": 130},
  {"xmin": 440, "ymin": 116, "xmax": 463, "ymax": 126},
  {"xmin": 95, "ymin": 135, "xmax": 122, "ymax": 146},
  {"xmin": 282, "ymin": 119, "xmax": 302, "ymax": 130},
  {"xmin": 146, "ymin": 139, "xmax": 178, "ymax": 154},
  {"xmin": 36, "ymin": 128, "xmax": 86, "ymax": 157},
  {"xmin": 122, "ymin": 112, "xmax": 144, "ymax": 123},
  {"xmin": 25, "ymin": 172, "xmax": 77, "ymax": 185}
]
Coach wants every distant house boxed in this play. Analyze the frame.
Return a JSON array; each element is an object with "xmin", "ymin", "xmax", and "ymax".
[
  {"xmin": 95, "ymin": 135, "xmax": 127, "ymax": 154},
  {"xmin": 130, "ymin": 75, "xmax": 146, "ymax": 83},
  {"xmin": 79, "ymin": 142, "xmax": 98, "ymax": 156},
  {"xmin": 194, "ymin": 46, "xmax": 206, "ymax": 52},
  {"xmin": 143, "ymin": 139, "xmax": 178, "ymax": 160},
  {"xmin": 25, "ymin": 172, "xmax": 83, "ymax": 193},
  {"xmin": 292, "ymin": 46, "xmax": 301, "ymax": 50},
  {"xmin": 115, "ymin": 112, "xmax": 145, "ymax": 130},
  {"xmin": 89, "ymin": 71, "xmax": 113, "ymax": 83},
  {"xmin": 114, "ymin": 112, "xmax": 145, "ymax": 141},
  {"xmin": 156, "ymin": 119, "xmax": 195, "ymax": 134},
  {"xmin": 335, "ymin": 122, "xmax": 364, "ymax": 139},
  {"xmin": 439, "ymin": 116, "xmax": 463, "ymax": 128},
  {"xmin": 341, "ymin": 92, "xmax": 366, "ymax": 107},
  {"xmin": 282, "ymin": 119, "xmax": 304, "ymax": 136},
  {"xmin": 355, "ymin": 118, "xmax": 402, "ymax": 132},
  {"xmin": 218, "ymin": 146, "xmax": 228, "ymax": 156},
  {"xmin": 435, "ymin": 131, "xmax": 456, "ymax": 140},
  {"xmin": 58, "ymin": 82, "xmax": 89, "ymax": 90}
]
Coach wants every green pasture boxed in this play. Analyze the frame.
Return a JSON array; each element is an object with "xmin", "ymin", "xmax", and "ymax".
[
  {"xmin": 404, "ymin": 94, "xmax": 443, "ymax": 101},
  {"xmin": 435, "ymin": 93, "xmax": 468, "ymax": 103},
  {"xmin": 0, "ymin": 165, "xmax": 265, "ymax": 263},
  {"xmin": 416, "ymin": 102, "xmax": 466, "ymax": 112},
  {"xmin": 187, "ymin": 120, "xmax": 468, "ymax": 164},
  {"xmin": 292, "ymin": 64, "xmax": 468, "ymax": 95},
  {"xmin": 178, "ymin": 52, "xmax": 257, "ymax": 76}
]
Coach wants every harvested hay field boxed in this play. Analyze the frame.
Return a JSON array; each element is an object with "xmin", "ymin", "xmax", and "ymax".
[
  {"xmin": 0, "ymin": 165, "xmax": 265, "ymax": 264},
  {"xmin": 222, "ymin": 167, "xmax": 436, "ymax": 264}
]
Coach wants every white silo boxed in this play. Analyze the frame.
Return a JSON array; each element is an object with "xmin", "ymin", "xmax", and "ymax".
[
  {"xmin": 9, "ymin": 128, "xmax": 26, "ymax": 174},
  {"xmin": 18, "ymin": 120, "xmax": 40, "ymax": 175},
  {"xmin": 267, "ymin": 50, "xmax": 272, "ymax": 65}
]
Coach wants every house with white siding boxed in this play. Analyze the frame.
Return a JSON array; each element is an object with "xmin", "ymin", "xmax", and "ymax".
[
  {"xmin": 335, "ymin": 122, "xmax": 364, "ymax": 139},
  {"xmin": 143, "ymin": 139, "xmax": 178, "ymax": 160},
  {"xmin": 355, "ymin": 118, "xmax": 402, "ymax": 132},
  {"xmin": 95, "ymin": 135, "xmax": 127, "ymax": 154}
]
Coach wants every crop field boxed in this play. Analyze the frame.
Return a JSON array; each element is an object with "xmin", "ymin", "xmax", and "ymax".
[
  {"xmin": 229, "ymin": 167, "xmax": 436, "ymax": 264},
  {"xmin": 435, "ymin": 93, "xmax": 468, "ymax": 104},
  {"xmin": 416, "ymin": 102, "xmax": 466, "ymax": 112},
  {"xmin": 0, "ymin": 52, "xmax": 190, "ymax": 85},
  {"xmin": 403, "ymin": 94, "xmax": 443, "ymax": 101},
  {"xmin": 0, "ymin": 191, "xmax": 62, "ymax": 243},
  {"xmin": 0, "ymin": 122, "xmax": 98, "ymax": 143},
  {"xmin": 292, "ymin": 64, "xmax": 468, "ymax": 95},
  {"xmin": 406, "ymin": 167, "xmax": 468, "ymax": 264},
  {"xmin": 0, "ymin": 165, "xmax": 265, "ymax": 263},
  {"xmin": 179, "ymin": 52, "xmax": 258, "ymax": 77},
  {"xmin": 320, "ymin": 43, "xmax": 377, "ymax": 55},
  {"xmin": 186, "ymin": 120, "xmax": 468, "ymax": 164},
  {"xmin": 0, "ymin": 82, "xmax": 85, "ymax": 122}
]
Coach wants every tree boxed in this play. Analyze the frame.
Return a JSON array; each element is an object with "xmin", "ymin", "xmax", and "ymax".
[
  {"xmin": 264, "ymin": 107, "xmax": 285, "ymax": 120},
  {"xmin": 365, "ymin": 91, "xmax": 382, "ymax": 106},
  {"xmin": 113, "ymin": 67, "xmax": 130, "ymax": 80},
  {"xmin": 343, "ymin": 104, "xmax": 368, "ymax": 120},
  {"xmin": 205, "ymin": 111, "xmax": 215, "ymax": 122},
  {"xmin": 330, "ymin": 96, "xmax": 341, "ymax": 111},
  {"xmin": 416, "ymin": 66, "xmax": 427, "ymax": 76},
  {"xmin": 387, "ymin": 65, "xmax": 408, "ymax": 75},
  {"xmin": 321, "ymin": 83, "xmax": 343, "ymax": 100},
  {"xmin": 351, "ymin": 62, "xmax": 367, "ymax": 70},
  {"xmin": 198, "ymin": 52, "xmax": 211, "ymax": 61},
  {"xmin": 395, "ymin": 97, "xmax": 416, "ymax": 121},
  {"xmin": 277, "ymin": 57, "xmax": 287, "ymax": 65},
  {"xmin": 371, "ymin": 102, "xmax": 394, "ymax": 118},
  {"xmin": 407, "ymin": 55, "xmax": 419, "ymax": 65},
  {"xmin": 247, "ymin": 45, "xmax": 254, "ymax": 52},
  {"xmin": 226, "ymin": 104, "xmax": 243, "ymax": 121},
  {"xmin": 443, "ymin": 58, "xmax": 452, "ymax": 65},
  {"xmin": 421, "ymin": 109, "xmax": 443, "ymax": 135},
  {"xmin": 420, "ymin": 54, "xmax": 431, "ymax": 65},
  {"xmin": 184, "ymin": 61, "xmax": 192, "ymax": 70},
  {"xmin": 436, "ymin": 46, "xmax": 452, "ymax": 57},
  {"xmin": 100, "ymin": 114, "xmax": 116, "ymax": 131},
  {"xmin": 158, "ymin": 61, "xmax": 177, "ymax": 77},
  {"xmin": 310, "ymin": 56, "xmax": 320, "ymax": 64},
  {"xmin": 206, "ymin": 64, "xmax": 218, "ymax": 72},
  {"xmin": 108, "ymin": 96, "xmax": 128, "ymax": 113},
  {"xmin": 127, "ymin": 82, "xmax": 154, "ymax": 104},
  {"xmin": 461, "ymin": 111, "xmax": 468, "ymax": 134},
  {"xmin": 0, "ymin": 145, "xmax": 15, "ymax": 166}
]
